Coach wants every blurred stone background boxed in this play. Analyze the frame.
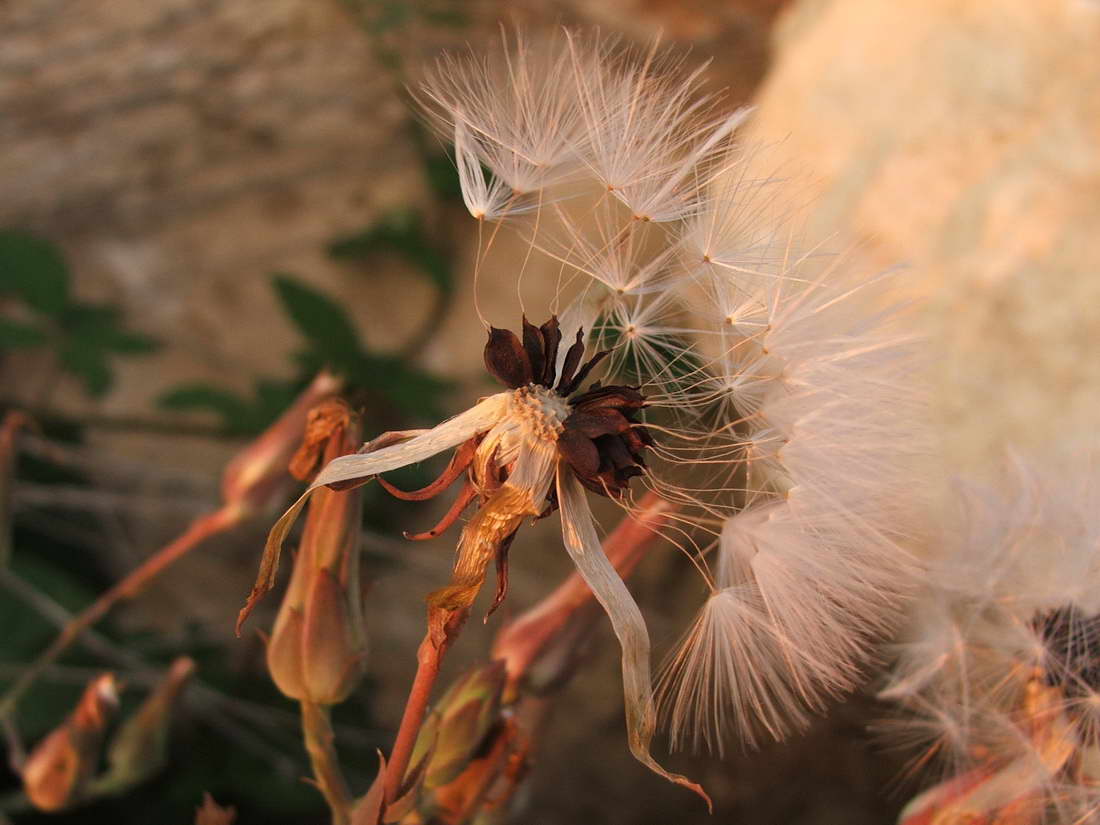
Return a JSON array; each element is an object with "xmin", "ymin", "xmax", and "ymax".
[{"xmin": 2, "ymin": 0, "xmax": 1097, "ymax": 822}]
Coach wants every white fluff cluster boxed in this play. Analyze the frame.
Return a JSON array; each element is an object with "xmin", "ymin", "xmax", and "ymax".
[
  {"xmin": 882, "ymin": 455, "xmax": 1100, "ymax": 824},
  {"xmin": 418, "ymin": 28, "xmax": 930, "ymax": 759}
]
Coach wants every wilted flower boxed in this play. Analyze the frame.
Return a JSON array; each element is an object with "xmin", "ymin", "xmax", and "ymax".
[
  {"xmin": 243, "ymin": 27, "xmax": 931, "ymax": 801},
  {"xmin": 882, "ymin": 454, "xmax": 1100, "ymax": 825},
  {"xmin": 265, "ymin": 399, "xmax": 367, "ymax": 706},
  {"xmin": 22, "ymin": 673, "xmax": 118, "ymax": 811}
]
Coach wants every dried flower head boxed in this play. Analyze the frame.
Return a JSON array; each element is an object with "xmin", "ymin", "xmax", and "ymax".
[{"xmin": 243, "ymin": 27, "xmax": 931, "ymax": 800}]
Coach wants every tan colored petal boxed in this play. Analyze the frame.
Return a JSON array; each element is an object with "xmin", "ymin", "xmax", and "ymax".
[{"xmin": 556, "ymin": 466, "xmax": 710, "ymax": 809}]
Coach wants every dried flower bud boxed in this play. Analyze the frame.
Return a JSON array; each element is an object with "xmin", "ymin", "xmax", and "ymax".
[
  {"xmin": 22, "ymin": 673, "xmax": 118, "ymax": 811},
  {"xmin": 195, "ymin": 792, "xmax": 237, "ymax": 825},
  {"xmin": 410, "ymin": 719, "xmax": 526, "ymax": 825},
  {"xmin": 98, "ymin": 657, "xmax": 195, "ymax": 792},
  {"xmin": 221, "ymin": 371, "xmax": 342, "ymax": 515},
  {"xmin": 266, "ymin": 400, "xmax": 366, "ymax": 705},
  {"xmin": 410, "ymin": 662, "xmax": 507, "ymax": 790}
]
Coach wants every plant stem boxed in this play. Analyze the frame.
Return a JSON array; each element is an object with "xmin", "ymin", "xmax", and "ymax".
[
  {"xmin": 381, "ymin": 607, "xmax": 467, "ymax": 805},
  {"xmin": 301, "ymin": 701, "xmax": 353, "ymax": 825},
  {"xmin": 0, "ymin": 504, "xmax": 242, "ymax": 720}
]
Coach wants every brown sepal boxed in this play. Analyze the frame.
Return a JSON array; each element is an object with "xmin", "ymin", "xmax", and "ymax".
[
  {"xmin": 559, "ymin": 349, "xmax": 610, "ymax": 396},
  {"xmin": 572, "ymin": 384, "xmax": 646, "ymax": 411},
  {"xmin": 556, "ymin": 429, "xmax": 600, "ymax": 477},
  {"xmin": 564, "ymin": 409, "xmax": 631, "ymax": 438},
  {"xmin": 539, "ymin": 317, "xmax": 562, "ymax": 387},
  {"xmin": 521, "ymin": 316, "xmax": 545, "ymax": 385},
  {"xmin": 485, "ymin": 327, "xmax": 532, "ymax": 389},
  {"xmin": 555, "ymin": 329, "xmax": 586, "ymax": 393}
]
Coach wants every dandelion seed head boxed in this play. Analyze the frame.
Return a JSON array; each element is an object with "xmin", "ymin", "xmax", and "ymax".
[
  {"xmin": 310, "ymin": 26, "xmax": 941, "ymax": 778},
  {"xmin": 885, "ymin": 453, "xmax": 1100, "ymax": 824}
]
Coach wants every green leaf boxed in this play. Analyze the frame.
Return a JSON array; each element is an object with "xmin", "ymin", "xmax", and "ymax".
[
  {"xmin": 0, "ymin": 230, "xmax": 71, "ymax": 315},
  {"xmin": 158, "ymin": 385, "xmax": 252, "ymax": 424},
  {"xmin": 351, "ymin": 353, "xmax": 452, "ymax": 418},
  {"xmin": 422, "ymin": 151, "xmax": 464, "ymax": 202},
  {"xmin": 62, "ymin": 303, "xmax": 160, "ymax": 353},
  {"xmin": 158, "ymin": 378, "xmax": 303, "ymax": 435},
  {"xmin": 272, "ymin": 274, "xmax": 363, "ymax": 373},
  {"xmin": 0, "ymin": 317, "xmax": 48, "ymax": 349},
  {"xmin": 58, "ymin": 343, "xmax": 113, "ymax": 396},
  {"xmin": 327, "ymin": 208, "xmax": 454, "ymax": 296}
]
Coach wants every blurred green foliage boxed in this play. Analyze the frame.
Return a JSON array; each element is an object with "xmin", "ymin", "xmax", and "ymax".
[
  {"xmin": 0, "ymin": 231, "xmax": 159, "ymax": 396},
  {"xmin": 328, "ymin": 208, "xmax": 453, "ymax": 298},
  {"xmin": 0, "ymin": 3, "xmax": 472, "ymax": 821}
]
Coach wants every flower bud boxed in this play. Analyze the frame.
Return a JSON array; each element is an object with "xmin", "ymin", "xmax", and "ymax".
[
  {"xmin": 98, "ymin": 657, "xmax": 195, "ymax": 792},
  {"xmin": 221, "ymin": 371, "xmax": 343, "ymax": 516},
  {"xmin": 195, "ymin": 792, "xmax": 237, "ymax": 824},
  {"xmin": 22, "ymin": 673, "xmax": 118, "ymax": 811},
  {"xmin": 410, "ymin": 661, "xmax": 507, "ymax": 790},
  {"xmin": 266, "ymin": 400, "xmax": 366, "ymax": 705}
]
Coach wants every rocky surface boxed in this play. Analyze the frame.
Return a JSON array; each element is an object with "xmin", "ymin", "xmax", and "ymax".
[{"xmin": 746, "ymin": 0, "xmax": 1100, "ymax": 476}]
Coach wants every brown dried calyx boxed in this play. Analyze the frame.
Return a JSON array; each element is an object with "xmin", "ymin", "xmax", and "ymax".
[{"xmin": 484, "ymin": 316, "xmax": 652, "ymax": 499}]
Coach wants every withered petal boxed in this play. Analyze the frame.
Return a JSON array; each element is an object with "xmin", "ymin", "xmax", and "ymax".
[
  {"xmin": 557, "ymin": 428, "xmax": 600, "ymax": 478},
  {"xmin": 521, "ymin": 316, "xmax": 546, "ymax": 385},
  {"xmin": 540, "ymin": 317, "xmax": 562, "ymax": 387},
  {"xmin": 377, "ymin": 436, "xmax": 479, "ymax": 501},
  {"xmin": 486, "ymin": 528, "xmax": 519, "ymax": 620},
  {"xmin": 555, "ymin": 329, "xmax": 586, "ymax": 394},
  {"xmin": 403, "ymin": 480, "xmax": 480, "ymax": 541},
  {"xmin": 485, "ymin": 327, "xmax": 532, "ymax": 389}
]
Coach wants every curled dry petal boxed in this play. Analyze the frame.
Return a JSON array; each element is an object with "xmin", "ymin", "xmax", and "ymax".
[
  {"xmin": 555, "ymin": 466, "xmax": 710, "ymax": 808},
  {"xmin": 377, "ymin": 436, "xmax": 479, "ymax": 501},
  {"xmin": 403, "ymin": 481, "xmax": 479, "ymax": 541}
]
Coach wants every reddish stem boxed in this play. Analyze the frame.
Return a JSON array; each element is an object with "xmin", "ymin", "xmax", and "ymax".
[
  {"xmin": 0, "ymin": 505, "xmax": 242, "ymax": 720},
  {"xmin": 381, "ymin": 608, "xmax": 467, "ymax": 805}
]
